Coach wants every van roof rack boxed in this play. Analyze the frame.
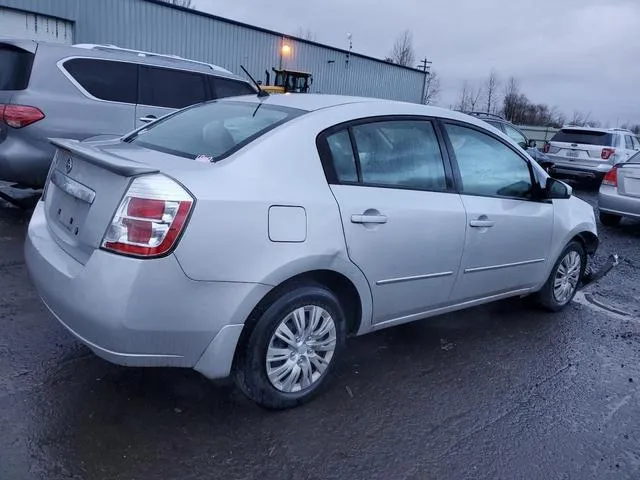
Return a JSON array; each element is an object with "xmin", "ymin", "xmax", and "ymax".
[
  {"xmin": 466, "ymin": 111, "xmax": 505, "ymax": 120},
  {"xmin": 72, "ymin": 43, "xmax": 232, "ymax": 74}
]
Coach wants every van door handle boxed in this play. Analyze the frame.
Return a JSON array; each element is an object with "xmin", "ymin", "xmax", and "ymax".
[
  {"xmin": 470, "ymin": 219, "xmax": 495, "ymax": 228},
  {"xmin": 351, "ymin": 214, "xmax": 388, "ymax": 224},
  {"xmin": 139, "ymin": 115, "xmax": 157, "ymax": 123}
]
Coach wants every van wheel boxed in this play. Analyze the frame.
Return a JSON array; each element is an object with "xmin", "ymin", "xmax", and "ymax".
[
  {"xmin": 233, "ymin": 283, "xmax": 346, "ymax": 409},
  {"xmin": 599, "ymin": 212, "xmax": 621, "ymax": 227},
  {"xmin": 536, "ymin": 241, "xmax": 586, "ymax": 312}
]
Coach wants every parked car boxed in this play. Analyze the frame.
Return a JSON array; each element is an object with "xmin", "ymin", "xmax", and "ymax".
[
  {"xmin": 543, "ymin": 127, "xmax": 640, "ymax": 185},
  {"xmin": 466, "ymin": 112, "xmax": 554, "ymax": 170},
  {"xmin": 0, "ymin": 40, "xmax": 256, "ymax": 188},
  {"xmin": 598, "ymin": 155, "xmax": 640, "ymax": 225},
  {"xmin": 26, "ymin": 94, "xmax": 600, "ymax": 409}
]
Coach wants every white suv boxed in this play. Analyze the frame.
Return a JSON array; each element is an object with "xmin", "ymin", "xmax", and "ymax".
[{"xmin": 544, "ymin": 127, "xmax": 640, "ymax": 184}]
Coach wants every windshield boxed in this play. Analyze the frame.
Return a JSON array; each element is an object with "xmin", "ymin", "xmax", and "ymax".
[
  {"xmin": 128, "ymin": 101, "xmax": 304, "ymax": 161},
  {"xmin": 551, "ymin": 129, "xmax": 613, "ymax": 146},
  {"xmin": 0, "ymin": 45, "xmax": 35, "ymax": 90}
]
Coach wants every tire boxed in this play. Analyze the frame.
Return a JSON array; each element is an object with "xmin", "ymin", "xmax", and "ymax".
[
  {"xmin": 599, "ymin": 212, "xmax": 622, "ymax": 227},
  {"xmin": 536, "ymin": 241, "xmax": 586, "ymax": 312},
  {"xmin": 233, "ymin": 283, "xmax": 346, "ymax": 409}
]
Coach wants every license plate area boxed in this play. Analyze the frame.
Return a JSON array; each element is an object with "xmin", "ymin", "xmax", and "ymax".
[
  {"xmin": 622, "ymin": 177, "xmax": 640, "ymax": 197},
  {"xmin": 566, "ymin": 150, "xmax": 579, "ymax": 158}
]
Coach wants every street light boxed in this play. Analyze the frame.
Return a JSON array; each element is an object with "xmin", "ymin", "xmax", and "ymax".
[{"xmin": 281, "ymin": 44, "xmax": 292, "ymax": 56}]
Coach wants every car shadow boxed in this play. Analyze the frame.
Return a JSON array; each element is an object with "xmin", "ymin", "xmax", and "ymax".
[{"xmin": 30, "ymin": 297, "xmax": 573, "ymax": 479}]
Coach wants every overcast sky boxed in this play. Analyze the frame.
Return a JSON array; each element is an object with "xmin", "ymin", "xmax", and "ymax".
[{"xmin": 195, "ymin": 0, "xmax": 640, "ymax": 126}]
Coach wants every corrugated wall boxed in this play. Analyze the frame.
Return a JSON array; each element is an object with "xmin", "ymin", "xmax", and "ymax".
[{"xmin": 0, "ymin": 0, "xmax": 426, "ymax": 103}]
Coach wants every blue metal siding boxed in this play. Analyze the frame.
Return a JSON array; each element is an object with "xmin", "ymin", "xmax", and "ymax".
[{"xmin": 0, "ymin": 0, "xmax": 425, "ymax": 103}]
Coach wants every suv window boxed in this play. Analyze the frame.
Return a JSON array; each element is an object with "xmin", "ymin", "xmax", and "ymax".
[
  {"xmin": 551, "ymin": 129, "xmax": 613, "ymax": 146},
  {"xmin": 139, "ymin": 66, "xmax": 207, "ymax": 109},
  {"xmin": 349, "ymin": 120, "xmax": 447, "ymax": 191},
  {"xmin": 625, "ymin": 135, "xmax": 635, "ymax": 150},
  {"xmin": 485, "ymin": 120, "xmax": 504, "ymax": 131},
  {"xmin": 0, "ymin": 45, "xmax": 34, "ymax": 90},
  {"xmin": 632, "ymin": 136, "xmax": 640, "ymax": 150},
  {"xmin": 445, "ymin": 123, "xmax": 533, "ymax": 199},
  {"xmin": 503, "ymin": 124, "xmax": 527, "ymax": 147},
  {"xmin": 128, "ymin": 101, "xmax": 303, "ymax": 161},
  {"xmin": 210, "ymin": 77, "xmax": 256, "ymax": 99},
  {"xmin": 64, "ymin": 59, "xmax": 138, "ymax": 103}
]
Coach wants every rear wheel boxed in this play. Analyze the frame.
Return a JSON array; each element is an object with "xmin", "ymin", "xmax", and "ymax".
[
  {"xmin": 536, "ymin": 241, "xmax": 585, "ymax": 312},
  {"xmin": 233, "ymin": 283, "xmax": 346, "ymax": 409},
  {"xmin": 599, "ymin": 212, "xmax": 621, "ymax": 227}
]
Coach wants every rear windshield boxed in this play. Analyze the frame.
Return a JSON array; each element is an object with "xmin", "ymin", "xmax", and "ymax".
[
  {"xmin": 0, "ymin": 45, "xmax": 35, "ymax": 90},
  {"xmin": 128, "ymin": 101, "xmax": 304, "ymax": 161},
  {"xmin": 551, "ymin": 129, "xmax": 614, "ymax": 146}
]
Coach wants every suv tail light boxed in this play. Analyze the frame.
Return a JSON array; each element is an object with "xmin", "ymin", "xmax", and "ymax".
[
  {"xmin": 102, "ymin": 174, "xmax": 194, "ymax": 258},
  {"xmin": 601, "ymin": 147, "xmax": 616, "ymax": 160},
  {"xmin": 0, "ymin": 104, "xmax": 45, "ymax": 128},
  {"xmin": 543, "ymin": 142, "xmax": 550, "ymax": 153},
  {"xmin": 602, "ymin": 166, "xmax": 618, "ymax": 187}
]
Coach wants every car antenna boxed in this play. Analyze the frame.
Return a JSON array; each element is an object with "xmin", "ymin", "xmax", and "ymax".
[{"xmin": 240, "ymin": 65, "xmax": 269, "ymax": 98}]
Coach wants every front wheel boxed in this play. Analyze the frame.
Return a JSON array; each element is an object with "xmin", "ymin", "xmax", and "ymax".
[
  {"xmin": 233, "ymin": 283, "xmax": 346, "ymax": 409},
  {"xmin": 536, "ymin": 241, "xmax": 586, "ymax": 312}
]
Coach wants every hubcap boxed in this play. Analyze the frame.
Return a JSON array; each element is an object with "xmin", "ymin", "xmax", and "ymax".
[
  {"xmin": 266, "ymin": 305, "xmax": 337, "ymax": 393},
  {"xmin": 553, "ymin": 251, "xmax": 581, "ymax": 304}
]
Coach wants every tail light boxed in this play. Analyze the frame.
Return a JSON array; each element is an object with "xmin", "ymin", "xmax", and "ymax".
[
  {"xmin": 0, "ymin": 104, "xmax": 45, "ymax": 128},
  {"xmin": 543, "ymin": 142, "xmax": 550, "ymax": 153},
  {"xmin": 602, "ymin": 166, "xmax": 618, "ymax": 187},
  {"xmin": 601, "ymin": 148, "xmax": 615, "ymax": 160},
  {"xmin": 102, "ymin": 174, "xmax": 194, "ymax": 258}
]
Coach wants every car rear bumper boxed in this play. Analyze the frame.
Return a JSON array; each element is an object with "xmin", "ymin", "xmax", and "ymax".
[
  {"xmin": 25, "ymin": 201, "xmax": 271, "ymax": 378},
  {"xmin": 547, "ymin": 158, "xmax": 612, "ymax": 180},
  {"xmin": 598, "ymin": 185, "xmax": 640, "ymax": 219},
  {"xmin": 0, "ymin": 134, "xmax": 54, "ymax": 187}
]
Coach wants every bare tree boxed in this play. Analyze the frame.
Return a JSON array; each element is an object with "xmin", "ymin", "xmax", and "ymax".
[
  {"xmin": 484, "ymin": 70, "xmax": 499, "ymax": 114},
  {"xmin": 161, "ymin": 0, "xmax": 193, "ymax": 7},
  {"xmin": 468, "ymin": 84, "xmax": 484, "ymax": 112},
  {"xmin": 389, "ymin": 30, "xmax": 415, "ymax": 67},
  {"xmin": 455, "ymin": 81, "xmax": 471, "ymax": 112},
  {"xmin": 295, "ymin": 28, "xmax": 317, "ymax": 41},
  {"xmin": 502, "ymin": 76, "xmax": 522, "ymax": 121},
  {"xmin": 422, "ymin": 70, "xmax": 441, "ymax": 105}
]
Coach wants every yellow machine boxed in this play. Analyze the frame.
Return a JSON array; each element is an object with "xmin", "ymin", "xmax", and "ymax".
[{"xmin": 261, "ymin": 68, "xmax": 313, "ymax": 94}]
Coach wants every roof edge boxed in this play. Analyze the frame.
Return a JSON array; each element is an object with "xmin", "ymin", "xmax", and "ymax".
[{"xmin": 143, "ymin": 0, "xmax": 426, "ymax": 74}]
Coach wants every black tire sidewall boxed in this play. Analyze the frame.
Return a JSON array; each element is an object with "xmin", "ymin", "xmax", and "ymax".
[
  {"xmin": 235, "ymin": 284, "xmax": 346, "ymax": 409},
  {"xmin": 539, "ymin": 241, "xmax": 586, "ymax": 311}
]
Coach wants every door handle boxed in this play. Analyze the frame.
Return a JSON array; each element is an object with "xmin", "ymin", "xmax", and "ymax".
[
  {"xmin": 469, "ymin": 219, "xmax": 495, "ymax": 228},
  {"xmin": 139, "ymin": 115, "xmax": 157, "ymax": 123},
  {"xmin": 351, "ymin": 214, "xmax": 388, "ymax": 224}
]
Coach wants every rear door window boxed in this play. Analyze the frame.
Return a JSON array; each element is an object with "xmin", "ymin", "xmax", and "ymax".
[
  {"xmin": 139, "ymin": 66, "xmax": 207, "ymax": 109},
  {"xmin": 632, "ymin": 136, "xmax": 640, "ymax": 150},
  {"xmin": 503, "ymin": 124, "xmax": 527, "ymax": 146},
  {"xmin": 128, "ymin": 101, "xmax": 303, "ymax": 161},
  {"xmin": 63, "ymin": 59, "xmax": 138, "ymax": 104},
  {"xmin": 210, "ymin": 77, "xmax": 256, "ymax": 99},
  {"xmin": 551, "ymin": 129, "xmax": 613, "ymax": 146},
  {"xmin": 0, "ymin": 45, "xmax": 35, "ymax": 90}
]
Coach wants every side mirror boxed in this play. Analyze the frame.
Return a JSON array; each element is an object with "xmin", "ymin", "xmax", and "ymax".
[
  {"xmin": 528, "ymin": 139, "xmax": 537, "ymax": 148},
  {"xmin": 546, "ymin": 177, "xmax": 572, "ymax": 199}
]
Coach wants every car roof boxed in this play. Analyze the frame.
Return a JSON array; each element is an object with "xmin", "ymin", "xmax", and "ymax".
[
  {"xmin": 4, "ymin": 38, "xmax": 248, "ymax": 81},
  {"xmin": 226, "ymin": 93, "xmax": 486, "ymax": 122},
  {"xmin": 560, "ymin": 126, "xmax": 633, "ymax": 135}
]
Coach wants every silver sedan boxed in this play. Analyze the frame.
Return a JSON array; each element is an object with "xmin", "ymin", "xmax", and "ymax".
[
  {"xmin": 598, "ymin": 156, "xmax": 640, "ymax": 225},
  {"xmin": 26, "ymin": 93, "xmax": 599, "ymax": 409}
]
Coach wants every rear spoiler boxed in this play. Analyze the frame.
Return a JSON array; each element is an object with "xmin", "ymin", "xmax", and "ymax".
[
  {"xmin": 0, "ymin": 38, "xmax": 38, "ymax": 53},
  {"xmin": 49, "ymin": 138, "xmax": 159, "ymax": 177}
]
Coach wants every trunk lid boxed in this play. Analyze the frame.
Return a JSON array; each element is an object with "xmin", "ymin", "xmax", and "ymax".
[
  {"xmin": 44, "ymin": 139, "xmax": 160, "ymax": 264},
  {"xmin": 617, "ymin": 163, "xmax": 640, "ymax": 198}
]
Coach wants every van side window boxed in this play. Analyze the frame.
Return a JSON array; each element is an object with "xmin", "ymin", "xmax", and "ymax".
[
  {"xmin": 139, "ymin": 66, "xmax": 207, "ymax": 109},
  {"xmin": 64, "ymin": 59, "xmax": 138, "ymax": 104},
  {"xmin": 210, "ymin": 77, "xmax": 256, "ymax": 99}
]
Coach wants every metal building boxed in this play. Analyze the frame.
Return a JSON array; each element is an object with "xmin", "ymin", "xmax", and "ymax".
[{"xmin": 0, "ymin": 0, "xmax": 427, "ymax": 103}]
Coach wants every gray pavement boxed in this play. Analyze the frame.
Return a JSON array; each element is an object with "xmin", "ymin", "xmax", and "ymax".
[{"xmin": 1, "ymin": 188, "xmax": 639, "ymax": 480}]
